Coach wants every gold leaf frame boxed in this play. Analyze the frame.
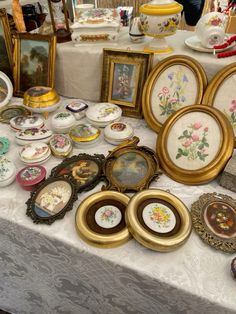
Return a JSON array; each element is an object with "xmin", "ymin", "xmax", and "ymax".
[
  {"xmin": 156, "ymin": 105, "xmax": 234, "ymax": 185},
  {"xmin": 191, "ymin": 193, "xmax": 236, "ymax": 253},
  {"xmin": 142, "ymin": 55, "xmax": 207, "ymax": 133},
  {"xmin": 0, "ymin": 9, "xmax": 13, "ymax": 78},
  {"xmin": 202, "ymin": 63, "xmax": 236, "ymax": 147},
  {"xmin": 101, "ymin": 48, "xmax": 153, "ymax": 118},
  {"xmin": 13, "ymin": 33, "xmax": 56, "ymax": 97}
]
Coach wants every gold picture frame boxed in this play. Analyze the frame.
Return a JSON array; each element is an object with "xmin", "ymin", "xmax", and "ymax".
[
  {"xmin": 202, "ymin": 63, "xmax": 236, "ymax": 147},
  {"xmin": 101, "ymin": 48, "xmax": 153, "ymax": 118},
  {"xmin": 157, "ymin": 105, "xmax": 234, "ymax": 185},
  {"xmin": 13, "ymin": 33, "xmax": 56, "ymax": 97},
  {"xmin": 0, "ymin": 9, "xmax": 13, "ymax": 80},
  {"xmin": 126, "ymin": 189, "xmax": 192, "ymax": 252},
  {"xmin": 142, "ymin": 55, "xmax": 207, "ymax": 133},
  {"xmin": 191, "ymin": 193, "xmax": 236, "ymax": 253}
]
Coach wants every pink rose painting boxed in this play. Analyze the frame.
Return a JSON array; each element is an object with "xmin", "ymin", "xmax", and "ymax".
[{"xmin": 224, "ymin": 100, "xmax": 236, "ymax": 130}]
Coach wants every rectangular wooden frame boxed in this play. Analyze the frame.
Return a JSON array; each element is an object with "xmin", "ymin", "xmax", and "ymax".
[
  {"xmin": 13, "ymin": 32, "xmax": 56, "ymax": 97},
  {"xmin": 101, "ymin": 49, "xmax": 153, "ymax": 118}
]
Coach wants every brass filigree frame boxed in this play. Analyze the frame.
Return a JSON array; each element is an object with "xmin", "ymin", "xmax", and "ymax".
[
  {"xmin": 13, "ymin": 33, "xmax": 56, "ymax": 97},
  {"xmin": 191, "ymin": 193, "xmax": 236, "ymax": 253},
  {"xmin": 142, "ymin": 55, "xmax": 207, "ymax": 133},
  {"xmin": 102, "ymin": 136, "xmax": 161, "ymax": 192},
  {"xmin": 0, "ymin": 9, "xmax": 13, "ymax": 78},
  {"xmin": 101, "ymin": 48, "xmax": 153, "ymax": 118}
]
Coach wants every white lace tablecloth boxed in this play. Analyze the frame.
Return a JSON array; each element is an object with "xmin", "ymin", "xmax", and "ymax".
[
  {"xmin": 0, "ymin": 97, "xmax": 236, "ymax": 314},
  {"xmin": 55, "ymin": 29, "xmax": 236, "ymax": 101}
]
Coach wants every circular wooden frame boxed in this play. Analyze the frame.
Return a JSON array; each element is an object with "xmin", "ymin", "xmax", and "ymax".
[
  {"xmin": 125, "ymin": 189, "xmax": 192, "ymax": 252},
  {"xmin": 0, "ymin": 71, "xmax": 13, "ymax": 107},
  {"xmin": 157, "ymin": 105, "xmax": 234, "ymax": 185},
  {"xmin": 142, "ymin": 55, "xmax": 207, "ymax": 133},
  {"xmin": 75, "ymin": 191, "xmax": 131, "ymax": 248},
  {"xmin": 202, "ymin": 62, "xmax": 236, "ymax": 147}
]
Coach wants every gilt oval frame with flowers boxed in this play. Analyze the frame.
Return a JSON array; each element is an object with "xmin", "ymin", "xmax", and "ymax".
[
  {"xmin": 142, "ymin": 55, "xmax": 207, "ymax": 133},
  {"xmin": 156, "ymin": 105, "xmax": 234, "ymax": 185},
  {"xmin": 202, "ymin": 62, "xmax": 236, "ymax": 147}
]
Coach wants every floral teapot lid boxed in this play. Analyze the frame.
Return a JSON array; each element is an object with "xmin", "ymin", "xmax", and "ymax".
[{"xmin": 139, "ymin": 0, "xmax": 183, "ymax": 15}]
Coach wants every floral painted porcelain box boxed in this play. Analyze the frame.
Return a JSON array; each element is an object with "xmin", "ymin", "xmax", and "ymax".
[{"xmin": 70, "ymin": 9, "xmax": 121, "ymax": 45}]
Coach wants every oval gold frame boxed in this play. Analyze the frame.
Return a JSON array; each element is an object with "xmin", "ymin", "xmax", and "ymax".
[
  {"xmin": 75, "ymin": 191, "xmax": 131, "ymax": 248},
  {"xmin": 142, "ymin": 55, "xmax": 207, "ymax": 133},
  {"xmin": 156, "ymin": 105, "xmax": 234, "ymax": 185},
  {"xmin": 125, "ymin": 189, "xmax": 192, "ymax": 252},
  {"xmin": 202, "ymin": 62, "xmax": 236, "ymax": 147}
]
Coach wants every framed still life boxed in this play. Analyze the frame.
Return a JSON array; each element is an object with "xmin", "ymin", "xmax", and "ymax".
[
  {"xmin": 13, "ymin": 33, "xmax": 56, "ymax": 97},
  {"xmin": 202, "ymin": 63, "xmax": 236, "ymax": 147},
  {"xmin": 142, "ymin": 55, "xmax": 208, "ymax": 133},
  {"xmin": 157, "ymin": 105, "xmax": 234, "ymax": 185},
  {"xmin": 101, "ymin": 49, "xmax": 153, "ymax": 118}
]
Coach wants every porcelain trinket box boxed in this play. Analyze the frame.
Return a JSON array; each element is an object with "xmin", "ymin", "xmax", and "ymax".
[
  {"xmin": 0, "ymin": 157, "xmax": 16, "ymax": 187},
  {"xmin": 86, "ymin": 103, "xmax": 122, "ymax": 127},
  {"xmin": 15, "ymin": 128, "xmax": 52, "ymax": 146},
  {"xmin": 49, "ymin": 134, "xmax": 72, "ymax": 158},
  {"xmin": 104, "ymin": 122, "xmax": 134, "ymax": 145},
  {"xmin": 19, "ymin": 142, "xmax": 51, "ymax": 165},
  {"xmin": 10, "ymin": 115, "xmax": 44, "ymax": 132},
  {"xmin": 16, "ymin": 165, "xmax": 46, "ymax": 191},
  {"xmin": 66, "ymin": 100, "xmax": 88, "ymax": 120},
  {"xmin": 69, "ymin": 124, "xmax": 101, "ymax": 147},
  {"xmin": 51, "ymin": 111, "xmax": 76, "ymax": 134}
]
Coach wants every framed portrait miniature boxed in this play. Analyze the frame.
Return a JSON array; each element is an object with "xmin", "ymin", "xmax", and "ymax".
[
  {"xmin": 202, "ymin": 63, "xmax": 236, "ymax": 147},
  {"xmin": 13, "ymin": 33, "xmax": 56, "ymax": 97},
  {"xmin": 50, "ymin": 154, "xmax": 105, "ymax": 192},
  {"xmin": 101, "ymin": 49, "xmax": 153, "ymax": 118},
  {"xmin": 26, "ymin": 176, "xmax": 78, "ymax": 224},
  {"xmin": 75, "ymin": 191, "xmax": 131, "ymax": 248},
  {"xmin": 103, "ymin": 136, "xmax": 161, "ymax": 192},
  {"xmin": 142, "ymin": 55, "xmax": 207, "ymax": 133},
  {"xmin": 157, "ymin": 105, "xmax": 234, "ymax": 185},
  {"xmin": 191, "ymin": 193, "xmax": 236, "ymax": 253},
  {"xmin": 0, "ymin": 9, "xmax": 13, "ymax": 80},
  {"xmin": 126, "ymin": 189, "xmax": 192, "ymax": 252}
]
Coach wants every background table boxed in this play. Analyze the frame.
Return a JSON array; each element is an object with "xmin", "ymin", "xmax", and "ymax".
[
  {"xmin": 55, "ymin": 29, "xmax": 236, "ymax": 101},
  {"xmin": 0, "ymin": 97, "xmax": 235, "ymax": 314}
]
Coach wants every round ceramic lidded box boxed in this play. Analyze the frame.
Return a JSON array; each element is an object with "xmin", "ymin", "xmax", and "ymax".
[
  {"xmin": 86, "ymin": 103, "xmax": 122, "ymax": 127},
  {"xmin": 0, "ymin": 156, "xmax": 16, "ymax": 187},
  {"xmin": 66, "ymin": 100, "xmax": 88, "ymax": 120},
  {"xmin": 19, "ymin": 142, "xmax": 51, "ymax": 165},
  {"xmin": 10, "ymin": 115, "xmax": 45, "ymax": 132},
  {"xmin": 49, "ymin": 134, "xmax": 72, "ymax": 158},
  {"xmin": 69, "ymin": 124, "xmax": 101, "ymax": 148},
  {"xmin": 16, "ymin": 165, "xmax": 46, "ymax": 191},
  {"xmin": 51, "ymin": 111, "xmax": 76, "ymax": 133},
  {"xmin": 104, "ymin": 122, "xmax": 134, "ymax": 145},
  {"xmin": 15, "ymin": 128, "xmax": 52, "ymax": 146}
]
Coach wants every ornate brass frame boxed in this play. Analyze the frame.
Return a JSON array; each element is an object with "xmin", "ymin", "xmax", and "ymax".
[
  {"xmin": 0, "ymin": 105, "xmax": 31, "ymax": 124},
  {"xmin": 75, "ymin": 191, "xmax": 131, "ymax": 248},
  {"xmin": 102, "ymin": 136, "xmax": 161, "ymax": 192},
  {"xmin": 157, "ymin": 105, "xmax": 234, "ymax": 185},
  {"xmin": 101, "ymin": 48, "xmax": 153, "ymax": 118},
  {"xmin": 13, "ymin": 33, "xmax": 56, "ymax": 97},
  {"xmin": 26, "ymin": 176, "xmax": 78, "ymax": 225},
  {"xmin": 202, "ymin": 63, "xmax": 236, "ymax": 147},
  {"xmin": 50, "ymin": 153, "xmax": 105, "ymax": 192},
  {"xmin": 191, "ymin": 193, "xmax": 236, "ymax": 253},
  {"xmin": 125, "ymin": 189, "xmax": 192, "ymax": 252},
  {"xmin": 142, "ymin": 55, "xmax": 207, "ymax": 133}
]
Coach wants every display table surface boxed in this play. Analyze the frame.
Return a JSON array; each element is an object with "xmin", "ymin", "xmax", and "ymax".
[
  {"xmin": 55, "ymin": 29, "xmax": 236, "ymax": 101},
  {"xmin": 0, "ymin": 98, "xmax": 236, "ymax": 314}
]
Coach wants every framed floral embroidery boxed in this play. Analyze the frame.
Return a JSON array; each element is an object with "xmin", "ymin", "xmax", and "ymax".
[
  {"xmin": 157, "ymin": 105, "xmax": 234, "ymax": 185},
  {"xmin": 142, "ymin": 55, "xmax": 207, "ymax": 133},
  {"xmin": 202, "ymin": 63, "xmax": 236, "ymax": 147},
  {"xmin": 125, "ymin": 189, "xmax": 192, "ymax": 252}
]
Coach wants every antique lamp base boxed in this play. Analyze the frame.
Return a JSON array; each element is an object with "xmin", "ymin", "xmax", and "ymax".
[{"xmin": 144, "ymin": 37, "xmax": 173, "ymax": 54}]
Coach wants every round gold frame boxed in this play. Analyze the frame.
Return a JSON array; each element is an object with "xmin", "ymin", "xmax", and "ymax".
[
  {"xmin": 202, "ymin": 62, "xmax": 236, "ymax": 147},
  {"xmin": 75, "ymin": 191, "xmax": 131, "ymax": 248},
  {"xmin": 157, "ymin": 105, "xmax": 234, "ymax": 185},
  {"xmin": 125, "ymin": 189, "xmax": 192, "ymax": 252},
  {"xmin": 142, "ymin": 55, "xmax": 207, "ymax": 133}
]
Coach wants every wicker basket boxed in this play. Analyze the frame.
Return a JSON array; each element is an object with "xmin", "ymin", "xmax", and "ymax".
[{"xmin": 97, "ymin": 0, "xmax": 149, "ymax": 16}]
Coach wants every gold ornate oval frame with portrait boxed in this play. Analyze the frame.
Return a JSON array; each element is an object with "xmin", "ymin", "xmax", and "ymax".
[
  {"xmin": 142, "ymin": 55, "xmax": 207, "ymax": 133},
  {"xmin": 156, "ymin": 105, "xmax": 234, "ymax": 185}
]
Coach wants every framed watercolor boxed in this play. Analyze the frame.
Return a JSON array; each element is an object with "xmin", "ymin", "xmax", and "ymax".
[
  {"xmin": 26, "ymin": 176, "xmax": 78, "ymax": 224},
  {"xmin": 142, "ymin": 55, "xmax": 208, "ymax": 133},
  {"xmin": 102, "ymin": 136, "xmax": 161, "ymax": 193},
  {"xmin": 13, "ymin": 33, "xmax": 56, "ymax": 97},
  {"xmin": 157, "ymin": 105, "xmax": 234, "ymax": 185},
  {"xmin": 50, "ymin": 153, "xmax": 105, "ymax": 192},
  {"xmin": 191, "ymin": 193, "xmax": 236, "ymax": 253},
  {"xmin": 0, "ymin": 71, "xmax": 13, "ymax": 107},
  {"xmin": 0, "ymin": 105, "xmax": 31, "ymax": 124},
  {"xmin": 101, "ymin": 49, "xmax": 153, "ymax": 118},
  {"xmin": 126, "ymin": 189, "xmax": 192, "ymax": 252},
  {"xmin": 0, "ymin": 9, "xmax": 13, "ymax": 81},
  {"xmin": 75, "ymin": 191, "xmax": 131, "ymax": 248},
  {"xmin": 202, "ymin": 63, "xmax": 236, "ymax": 147}
]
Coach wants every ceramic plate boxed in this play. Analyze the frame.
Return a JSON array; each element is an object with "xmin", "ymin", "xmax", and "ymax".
[
  {"xmin": 0, "ymin": 71, "xmax": 13, "ymax": 107},
  {"xmin": 185, "ymin": 35, "xmax": 236, "ymax": 53}
]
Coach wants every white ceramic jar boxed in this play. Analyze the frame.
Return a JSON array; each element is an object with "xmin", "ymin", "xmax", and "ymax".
[
  {"xmin": 51, "ymin": 111, "xmax": 76, "ymax": 133},
  {"xmin": 104, "ymin": 122, "xmax": 134, "ymax": 145},
  {"xmin": 69, "ymin": 124, "xmax": 101, "ymax": 147},
  {"xmin": 10, "ymin": 115, "xmax": 45, "ymax": 132},
  {"xmin": 0, "ymin": 157, "xmax": 16, "ymax": 187},
  {"xmin": 86, "ymin": 103, "xmax": 122, "ymax": 127},
  {"xmin": 19, "ymin": 142, "xmax": 51, "ymax": 165},
  {"xmin": 15, "ymin": 128, "xmax": 52, "ymax": 146},
  {"xmin": 66, "ymin": 100, "xmax": 88, "ymax": 120}
]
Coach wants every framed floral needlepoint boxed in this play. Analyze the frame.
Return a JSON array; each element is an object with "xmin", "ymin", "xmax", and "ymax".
[
  {"xmin": 157, "ymin": 105, "xmax": 234, "ymax": 185},
  {"xmin": 142, "ymin": 55, "xmax": 207, "ymax": 133}
]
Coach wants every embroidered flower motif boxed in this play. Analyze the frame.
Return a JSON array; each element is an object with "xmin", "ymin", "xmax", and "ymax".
[
  {"xmin": 224, "ymin": 100, "xmax": 236, "ymax": 130},
  {"xmin": 149, "ymin": 206, "xmax": 171, "ymax": 228},
  {"xmin": 192, "ymin": 122, "xmax": 202, "ymax": 130},
  {"xmin": 100, "ymin": 207, "xmax": 117, "ymax": 224}
]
